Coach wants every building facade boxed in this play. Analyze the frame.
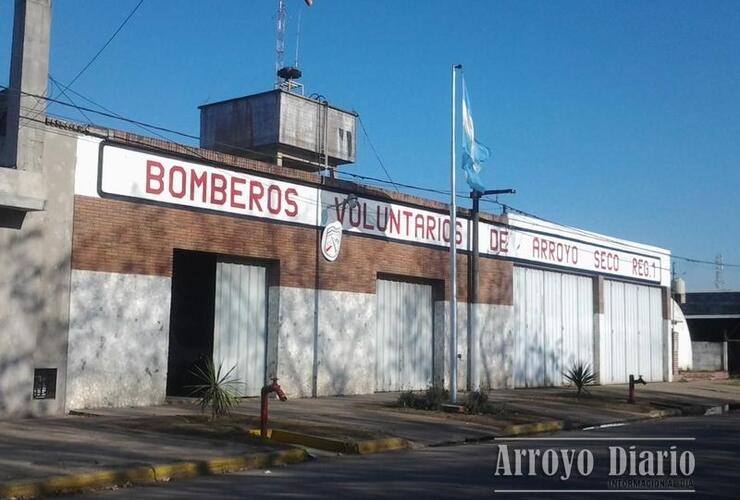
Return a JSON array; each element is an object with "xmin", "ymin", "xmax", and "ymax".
[
  {"xmin": 0, "ymin": 0, "xmax": 674, "ymax": 417},
  {"xmin": 680, "ymin": 291, "xmax": 740, "ymax": 375},
  {"xmin": 0, "ymin": 118, "xmax": 674, "ymax": 416}
]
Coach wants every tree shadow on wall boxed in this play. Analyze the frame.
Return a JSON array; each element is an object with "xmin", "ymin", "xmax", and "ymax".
[{"xmin": 0, "ymin": 223, "xmax": 71, "ymax": 417}]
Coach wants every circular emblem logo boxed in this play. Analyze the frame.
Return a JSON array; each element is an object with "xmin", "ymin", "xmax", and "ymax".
[{"xmin": 321, "ymin": 221, "xmax": 343, "ymax": 262}]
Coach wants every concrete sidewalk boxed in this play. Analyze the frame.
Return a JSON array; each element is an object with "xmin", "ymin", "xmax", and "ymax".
[
  {"xmin": 75, "ymin": 379, "xmax": 740, "ymax": 444},
  {"xmin": 0, "ymin": 379, "xmax": 736, "ymax": 493},
  {"xmin": 482, "ymin": 379, "xmax": 740, "ymax": 427},
  {"xmin": 0, "ymin": 415, "xmax": 288, "ymax": 483}
]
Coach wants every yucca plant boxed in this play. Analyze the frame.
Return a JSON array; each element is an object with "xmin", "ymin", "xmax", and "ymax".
[
  {"xmin": 187, "ymin": 360, "xmax": 242, "ymax": 420},
  {"xmin": 563, "ymin": 361, "xmax": 598, "ymax": 397}
]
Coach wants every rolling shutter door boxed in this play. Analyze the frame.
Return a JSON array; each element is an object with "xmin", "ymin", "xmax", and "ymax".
[
  {"xmin": 376, "ymin": 278, "xmax": 433, "ymax": 391},
  {"xmin": 213, "ymin": 261, "xmax": 267, "ymax": 396},
  {"xmin": 602, "ymin": 280, "xmax": 664, "ymax": 384},
  {"xmin": 513, "ymin": 267, "xmax": 594, "ymax": 387}
]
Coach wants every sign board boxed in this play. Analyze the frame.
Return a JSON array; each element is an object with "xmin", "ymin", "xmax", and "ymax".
[
  {"xmin": 86, "ymin": 142, "xmax": 668, "ymax": 285},
  {"xmin": 479, "ymin": 221, "xmax": 662, "ymax": 283}
]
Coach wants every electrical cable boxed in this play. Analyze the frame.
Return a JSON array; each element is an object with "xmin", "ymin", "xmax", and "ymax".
[
  {"xmin": 59, "ymin": 0, "xmax": 145, "ymax": 92},
  {"xmin": 355, "ymin": 114, "xmax": 399, "ymax": 192},
  {"xmin": 8, "ymin": 85, "xmax": 738, "ymax": 270}
]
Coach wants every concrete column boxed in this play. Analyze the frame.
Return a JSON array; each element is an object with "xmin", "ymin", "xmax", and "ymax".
[
  {"xmin": 592, "ymin": 276, "xmax": 604, "ymax": 384},
  {"xmin": 1, "ymin": 0, "xmax": 51, "ymax": 219},
  {"xmin": 662, "ymin": 287, "xmax": 673, "ymax": 382},
  {"xmin": 1, "ymin": 0, "xmax": 52, "ymax": 171}
]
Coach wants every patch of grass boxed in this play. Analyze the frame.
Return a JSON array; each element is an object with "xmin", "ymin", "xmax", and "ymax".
[
  {"xmin": 120, "ymin": 414, "xmax": 387, "ymax": 443},
  {"xmin": 397, "ymin": 386, "xmax": 450, "ymax": 410}
]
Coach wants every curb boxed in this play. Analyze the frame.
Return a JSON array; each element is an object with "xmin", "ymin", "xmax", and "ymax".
[
  {"xmin": 428, "ymin": 406, "xmax": 709, "ymax": 447},
  {"xmin": 250, "ymin": 429, "xmax": 410, "ymax": 455},
  {"xmin": 427, "ymin": 420, "xmax": 566, "ymax": 448},
  {"xmin": 0, "ymin": 448, "xmax": 308, "ymax": 499},
  {"xmin": 502, "ymin": 420, "xmax": 565, "ymax": 436}
]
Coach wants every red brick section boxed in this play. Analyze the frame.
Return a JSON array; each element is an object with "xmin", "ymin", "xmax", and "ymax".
[{"xmin": 72, "ymin": 196, "xmax": 513, "ymax": 305}]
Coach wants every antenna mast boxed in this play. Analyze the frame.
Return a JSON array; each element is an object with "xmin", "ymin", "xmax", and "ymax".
[
  {"xmin": 276, "ymin": 0, "xmax": 286, "ymax": 86},
  {"xmin": 274, "ymin": 0, "xmax": 305, "ymax": 93}
]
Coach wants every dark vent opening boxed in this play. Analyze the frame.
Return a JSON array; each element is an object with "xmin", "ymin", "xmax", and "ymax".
[{"xmin": 33, "ymin": 368, "xmax": 57, "ymax": 400}]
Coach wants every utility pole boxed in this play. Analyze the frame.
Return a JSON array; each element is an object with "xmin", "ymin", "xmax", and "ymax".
[{"xmin": 469, "ymin": 189, "xmax": 515, "ymax": 389}]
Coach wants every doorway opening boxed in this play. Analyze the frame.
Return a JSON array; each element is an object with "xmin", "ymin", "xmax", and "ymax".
[{"xmin": 166, "ymin": 250, "xmax": 217, "ymax": 397}]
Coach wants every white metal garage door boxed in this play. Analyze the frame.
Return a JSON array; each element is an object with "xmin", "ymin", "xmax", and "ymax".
[
  {"xmin": 513, "ymin": 267, "xmax": 594, "ymax": 387},
  {"xmin": 213, "ymin": 261, "xmax": 267, "ymax": 396},
  {"xmin": 376, "ymin": 278, "xmax": 433, "ymax": 392},
  {"xmin": 602, "ymin": 280, "xmax": 663, "ymax": 384}
]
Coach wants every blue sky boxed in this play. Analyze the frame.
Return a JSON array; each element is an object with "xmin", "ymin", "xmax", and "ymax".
[{"xmin": 1, "ymin": 0, "xmax": 738, "ymax": 289}]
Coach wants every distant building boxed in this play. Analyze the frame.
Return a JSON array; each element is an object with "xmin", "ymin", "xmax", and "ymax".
[
  {"xmin": 0, "ymin": 0, "xmax": 675, "ymax": 417},
  {"xmin": 680, "ymin": 291, "xmax": 740, "ymax": 376}
]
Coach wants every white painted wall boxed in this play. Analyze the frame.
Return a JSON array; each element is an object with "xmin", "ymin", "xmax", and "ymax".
[
  {"xmin": 275, "ymin": 287, "xmax": 375, "ymax": 397},
  {"xmin": 436, "ymin": 301, "xmax": 469, "ymax": 392},
  {"xmin": 274, "ymin": 287, "xmax": 315, "ymax": 397},
  {"xmin": 65, "ymin": 270, "xmax": 171, "ymax": 410},
  {"xmin": 672, "ymin": 299, "xmax": 693, "ymax": 371},
  {"xmin": 316, "ymin": 290, "xmax": 376, "ymax": 396},
  {"xmin": 476, "ymin": 303, "xmax": 515, "ymax": 389}
]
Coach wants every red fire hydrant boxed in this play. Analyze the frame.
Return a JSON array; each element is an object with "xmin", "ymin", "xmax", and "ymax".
[
  {"xmin": 260, "ymin": 377, "xmax": 287, "ymax": 438},
  {"xmin": 627, "ymin": 374, "xmax": 646, "ymax": 404}
]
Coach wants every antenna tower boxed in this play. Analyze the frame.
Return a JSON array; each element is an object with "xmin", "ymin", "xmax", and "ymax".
[
  {"xmin": 275, "ymin": 0, "xmax": 305, "ymax": 94},
  {"xmin": 715, "ymin": 254, "xmax": 725, "ymax": 289}
]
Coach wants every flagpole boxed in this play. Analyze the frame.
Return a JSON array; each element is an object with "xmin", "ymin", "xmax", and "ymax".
[{"xmin": 450, "ymin": 64, "xmax": 461, "ymax": 404}]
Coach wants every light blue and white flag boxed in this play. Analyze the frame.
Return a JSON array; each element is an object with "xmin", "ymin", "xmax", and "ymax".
[{"xmin": 461, "ymin": 77, "xmax": 491, "ymax": 193}]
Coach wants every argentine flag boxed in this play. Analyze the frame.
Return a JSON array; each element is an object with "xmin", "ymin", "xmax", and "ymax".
[{"xmin": 461, "ymin": 77, "xmax": 491, "ymax": 193}]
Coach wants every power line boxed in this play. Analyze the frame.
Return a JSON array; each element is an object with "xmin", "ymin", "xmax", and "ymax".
[
  {"xmin": 8, "ymin": 84, "xmax": 739, "ymax": 270},
  {"xmin": 48, "ymin": 76, "xmax": 93, "ymax": 124},
  {"xmin": 61, "ymin": 0, "xmax": 145, "ymax": 92},
  {"xmin": 355, "ymin": 114, "xmax": 399, "ymax": 192},
  {"xmin": 32, "ymin": 0, "xmax": 145, "ymax": 126}
]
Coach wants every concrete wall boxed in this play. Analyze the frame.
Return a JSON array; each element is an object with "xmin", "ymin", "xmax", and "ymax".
[
  {"xmin": 279, "ymin": 296, "xmax": 516, "ymax": 395},
  {"xmin": 274, "ymin": 287, "xmax": 315, "ymax": 397},
  {"xmin": 275, "ymin": 287, "xmax": 376, "ymax": 397},
  {"xmin": 436, "ymin": 301, "xmax": 470, "ymax": 392},
  {"xmin": 0, "ymin": 128, "xmax": 76, "ymax": 417},
  {"xmin": 477, "ymin": 303, "xmax": 515, "ymax": 389},
  {"xmin": 315, "ymin": 290, "xmax": 375, "ymax": 396},
  {"xmin": 65, "ymin": 270, "xmax": 171, "ymax": 410},
  {"xmin": 691, "ymin": 341, "xmax": 725, "ymax": 371}
]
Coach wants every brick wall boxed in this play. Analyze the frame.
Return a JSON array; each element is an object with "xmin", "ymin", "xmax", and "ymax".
[{"xmin": 72, "ymin": 196, "xmax": 513, "ymax": 305}]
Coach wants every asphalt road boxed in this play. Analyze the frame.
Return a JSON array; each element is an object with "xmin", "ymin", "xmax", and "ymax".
[{"xmin": 72, "ymin": 412, "xmax": 739, "ymax": 500}]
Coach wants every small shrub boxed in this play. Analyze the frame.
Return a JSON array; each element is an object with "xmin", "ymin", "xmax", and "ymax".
[
  {"xmin": 187, "ymin": 360, "xmax": 242, "ymax": 420},
  {"xmin": 422, "ymin": 386, "xmax": 450, "ymax": 410},
  {"xmin": 397, "ymin": 386, "xmax": 450, "ymax": 410},
  {"xmin": 397, "ymin": 390, "xmax": 422, "ymax": 409},
  {"xmin": 563, "ymin": 361, "xmax": 598, "ymax": 397},
  {"xmin": 464, "ymin": 390, "xmax": 489, "ymax": 414}
]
